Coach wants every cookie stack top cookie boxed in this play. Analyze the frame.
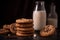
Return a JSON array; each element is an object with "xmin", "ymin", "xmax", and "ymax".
[{"xmin": 16, "ymin": 18, "xmax": 33, "ymax": 23}]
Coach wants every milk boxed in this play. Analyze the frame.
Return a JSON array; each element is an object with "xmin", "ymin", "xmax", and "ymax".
[
  {"xmin": 48, "ymin": 18, "xmax": 57, "ymax": 28},
  {"xmin": 33, "ymin": 11, "xmax": 46, "ymax": 30}
]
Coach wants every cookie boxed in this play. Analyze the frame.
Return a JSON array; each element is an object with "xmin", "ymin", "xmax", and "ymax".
[
  {"xmin": 16, "ymin": 18, "xmax": 33, "ymax": 23},
  {"xmin": 16, "ymin": 28, "xmax": 34, "ymax": 31},
  {"xmin": 16, "ymin": 29, "xmax": 34, "ymax": 34},
  {"xmin": 16, "ymin": 32, "xmax": 33, "ymax": 36},
  {"xmin": 16, "ymin": 23, "xmax": 33, "ymax": 28},
  {"xmin": 40, "ymin": 25, "xmax": 56, "ymax": 37},
  {"xmin": 3, "ymin": 24, "xmax": 10, "ymax": 30},
  {"xmin": 10, "ymin": 23, "xmax": 16, "ymax": 34},
  {"xmin": 0, "ymin": 29, "xmax": 9, "ymax": 34}
]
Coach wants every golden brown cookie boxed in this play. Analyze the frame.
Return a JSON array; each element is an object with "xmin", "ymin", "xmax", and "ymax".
[
  {"xmin": 10, "ymin": 23, "xmax": 16, "ymax": 34},
  {"xmin": 16, "ymin": 32, "xmax": 33, "ymax": 36},
  {"xmin": 40, "ymin": 25, "xmax": 56, "ymax": 37},
  {"xmin": 3, "ymin": 24, "xmax": 10, "ymax": 30},
  {"xmin": 0, "ymin": 29, "xmax": 9, "ymax": 34},
  {"xmin": 16, "ymin": 23, "xmax": 33, "ymax": 28},
  {"xmin": 16, "ymin": 28, "xmax": 34, "ymax": 31},
  {"xmin": 16, "ymin": 18, "xmax": 33, "ymax": 23},
  {"xmin": 16, "ymin": 30, "xmax": 34, "ymax": 34}
]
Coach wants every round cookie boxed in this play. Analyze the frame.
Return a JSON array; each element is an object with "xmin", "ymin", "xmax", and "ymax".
[
  {"xmin": 16, "ymin": 30, "xmax": 34, "ymax": 34},
  {"xmin": 0, "ymin": 29, "xmax": 9, "ymax": 34},
  {"xmin": 40, "ymin": 25, "xmax": 56, "ymax": 37},
  {"xmin": 10, "ymin": 23, "xmax": 16, "ymax": 34},
  {"xmin": 16, "ymin": 18, "xmax": 33, "ymax": 23},
  {"xmin": 3, "ymin": 24, "xmax": 10, "ymax": 30},
  {"xmin": 16, "ymin": 28, "xmax": 34, "ymax": 31},
  {"xmin": 16, "ymin": 23, "xmax": 33, "ymax": 28},
  {"xmin": 16, "ymin": 32, "xmax": 33, "ymax": 36}
]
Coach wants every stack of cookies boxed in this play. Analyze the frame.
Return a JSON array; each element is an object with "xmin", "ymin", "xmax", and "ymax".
[{"xmin": 16, "ymin": 18, "xmax": 34, "ymax": 36}]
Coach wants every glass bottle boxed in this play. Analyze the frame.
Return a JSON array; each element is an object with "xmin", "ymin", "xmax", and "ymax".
[
  {"xmin": 33, "ymin": 1, "xmax": 46, "ymax": 33},
  {"xmin": 47, "ymin": 3, "xmax": 58, "ymax": 28}
]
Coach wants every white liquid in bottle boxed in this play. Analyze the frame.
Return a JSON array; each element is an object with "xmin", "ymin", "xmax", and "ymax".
[
  {"xmin": 48, "ymin": 18, "xmax": 57, "ymax": 28},
  {"xmin": 33, "ymin": 11, "xmax": 46, "ymax": 30}
]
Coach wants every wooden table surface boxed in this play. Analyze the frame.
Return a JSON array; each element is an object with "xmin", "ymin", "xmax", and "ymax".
[{"xmin": 0, "ymin": 30, "xmax": 58, "ymax": 40}]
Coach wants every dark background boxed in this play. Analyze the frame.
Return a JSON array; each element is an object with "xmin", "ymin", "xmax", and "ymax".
[{"xmin": 1, "ymin": 0, "xmax": 60, "ymax": 30}]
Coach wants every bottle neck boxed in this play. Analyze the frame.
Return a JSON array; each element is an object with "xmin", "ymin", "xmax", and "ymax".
[
  {"xmin": 34, "ymin": 1, "xmax": 45, "ymax": 11},
  {"xmin": 40, "ymin": 2, "xmax": 45, "ymax": 11},
  {"xmin": 50, "ymin": 4, "xmax": 56, "ymax": 14},
  {"xmin": 49, "ymin": 4, "xmax": 57, "ymax": 18}
]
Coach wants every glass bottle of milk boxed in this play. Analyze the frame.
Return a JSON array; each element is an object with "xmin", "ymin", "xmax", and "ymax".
[
  {"xmin": 47, "ymin": 3, "xmax": 58, "ymax": 28},
  {"xmin": 33, "ymin": 1, "xmax": 46, "ymax": 32}
]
